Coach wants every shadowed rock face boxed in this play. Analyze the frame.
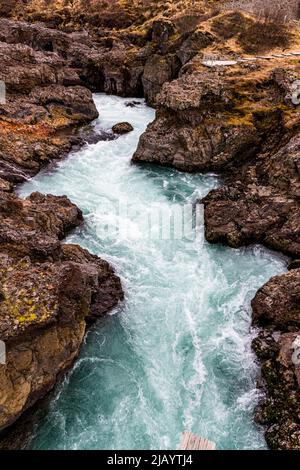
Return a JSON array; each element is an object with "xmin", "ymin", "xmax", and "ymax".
[
  {"xmin": 0, "ymin": 33, "xmax": 100, "ymax": 185},
  {"xmin": 202, "ymin": 132, "xmax": 300, "ymax": 257},
  {"xmin": 0, "ymin": 192, "xmax": 83, "ymax": 259},
  {"xmin": 252, "ymin": 269, "xmax": 300, "ymax": 329}
]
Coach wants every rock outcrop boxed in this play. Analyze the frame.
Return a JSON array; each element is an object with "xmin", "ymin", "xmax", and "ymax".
[
  {"xmin": 112, "ymin": 122, "xmax": 134, "ymax": 134},
  {"xmin": 0, "ymin": 36, "xmax": 99, "ymax": 185},
  {"xmin": 252, "ymin": 269, "xmax": 300, "ymax": 329},
  {"xmin": 203, "ymin": 131, "xmax": 300, "ymax": 257}
]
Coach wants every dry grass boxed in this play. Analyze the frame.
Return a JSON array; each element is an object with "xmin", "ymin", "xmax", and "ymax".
[
  {"xmin": 224, "ymin": 0, "xmax": 300, "ymax": 22},
  {"xmin": 211, "ymin": 11, "xmax": 252, "ymax": 39},
  {"xmin": 0, "ymin": 0, "xmax": 297, "ymax": 57}
]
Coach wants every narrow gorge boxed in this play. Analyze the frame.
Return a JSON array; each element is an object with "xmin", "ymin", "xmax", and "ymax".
[{"xmin": 0, "ymin": 0, "xmax": 299, "ymax": 451}]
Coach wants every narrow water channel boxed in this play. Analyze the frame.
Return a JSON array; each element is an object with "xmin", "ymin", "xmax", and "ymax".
[{"xmin": 19, "ymin": 95, "xmax": 287, "ymax": 450}]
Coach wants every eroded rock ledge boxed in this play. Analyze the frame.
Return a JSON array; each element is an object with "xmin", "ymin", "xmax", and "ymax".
[{"xmin": 252, "ymin": 269, "xmax": 300, "ymax": 449}]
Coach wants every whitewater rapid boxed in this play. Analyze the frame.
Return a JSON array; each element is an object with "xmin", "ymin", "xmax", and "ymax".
[{"xmin": 19, "ymin": 95, "xmax": 287, "ymax": 450}]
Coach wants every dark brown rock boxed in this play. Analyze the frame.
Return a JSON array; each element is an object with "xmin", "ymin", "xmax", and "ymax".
[
  {"xmin": 0, "ymin": 191, "xmax": 83, "ymax": 259},
  {"xmin": 202, "ymin": 133, "xmax": 300, "ymax": 257},
  {"xmin": 203, "ymin": 182, "xmax": 300, "ymax": 257},
  {"xmin": 177, "ymin": 29, "xmax": 215, "ymax": 65},
  {"xmin": 142, "ymin": 53, "xmax": 181, "ymax": 105},
  {"xmin": 151, "ymin": 19, "xmax": 176, "ymax": 47},
  {"xmin": 252, "ymin": 328, "xmax": 300, "ymax": 449},
  {"xmin": 251, "ymin": 268, "xmax": 300, "ymax": 449},
  {"xmin": 289, "ymin": 260, "xmax": 300, "ymax": 271},
  {"xmin": 0, "ymin": 40, "xmax": 99, "ymax": 185},
  {"xmin": 133, "ymin": 69, "xmax": 277, "ymax": 172}
]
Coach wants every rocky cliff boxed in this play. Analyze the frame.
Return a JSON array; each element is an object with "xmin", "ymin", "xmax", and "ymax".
[
  {"xmin": 0, "ymin": 14, "xmax": 126, "ymax": 437},
  {"xmin": 0, "ymin": 1, "xmax": 299, "ymax": 449},
  {"xmin": 131, "ymin": 9, "xmax": 300, "ymax": 450}
]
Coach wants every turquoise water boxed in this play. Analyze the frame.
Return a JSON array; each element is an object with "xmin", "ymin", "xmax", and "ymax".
[{"xmin": 19, "ymin": 95, "xmax": 287, "ymax": 450}]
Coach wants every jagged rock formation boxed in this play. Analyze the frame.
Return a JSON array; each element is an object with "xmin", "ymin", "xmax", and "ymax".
[
  {"xmin": 0, "ymin": 34, "xmax": 99, "ymax": 185},
  {"xmin": 252, "ymin": 269, "xmax": 300, "ymax": 449},
  {"xmin": 0, "ymin": 190, "xmax": 123, "ymax": 432},
  {"xmin": 130, "ymin": 10, "xmax": 300, "ymax": 449}
]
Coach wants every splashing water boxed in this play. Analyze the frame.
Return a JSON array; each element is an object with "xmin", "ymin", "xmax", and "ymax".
[{"xmin": 19, "ymin": 95, "xmax": 287, "ymax": 450}]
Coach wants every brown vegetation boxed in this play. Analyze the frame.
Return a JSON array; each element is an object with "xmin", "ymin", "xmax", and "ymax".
[
  {"xmin": 211, "ymin": 11, "xmax": 252, "ymax": 39},
  {"xmin": 0, "ymin": 1, "xmax": 224, "ymax": 31}
]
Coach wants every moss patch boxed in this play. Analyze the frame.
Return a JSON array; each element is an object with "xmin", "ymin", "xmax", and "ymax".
[{"xmin": 1, "ymin": 258, "xmax": 59, "ymax": 332}]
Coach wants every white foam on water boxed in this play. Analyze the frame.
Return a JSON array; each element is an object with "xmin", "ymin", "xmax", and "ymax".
[{"xmin": 18, "ymin": 94, "xmax": 288, "ymax": 450}]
